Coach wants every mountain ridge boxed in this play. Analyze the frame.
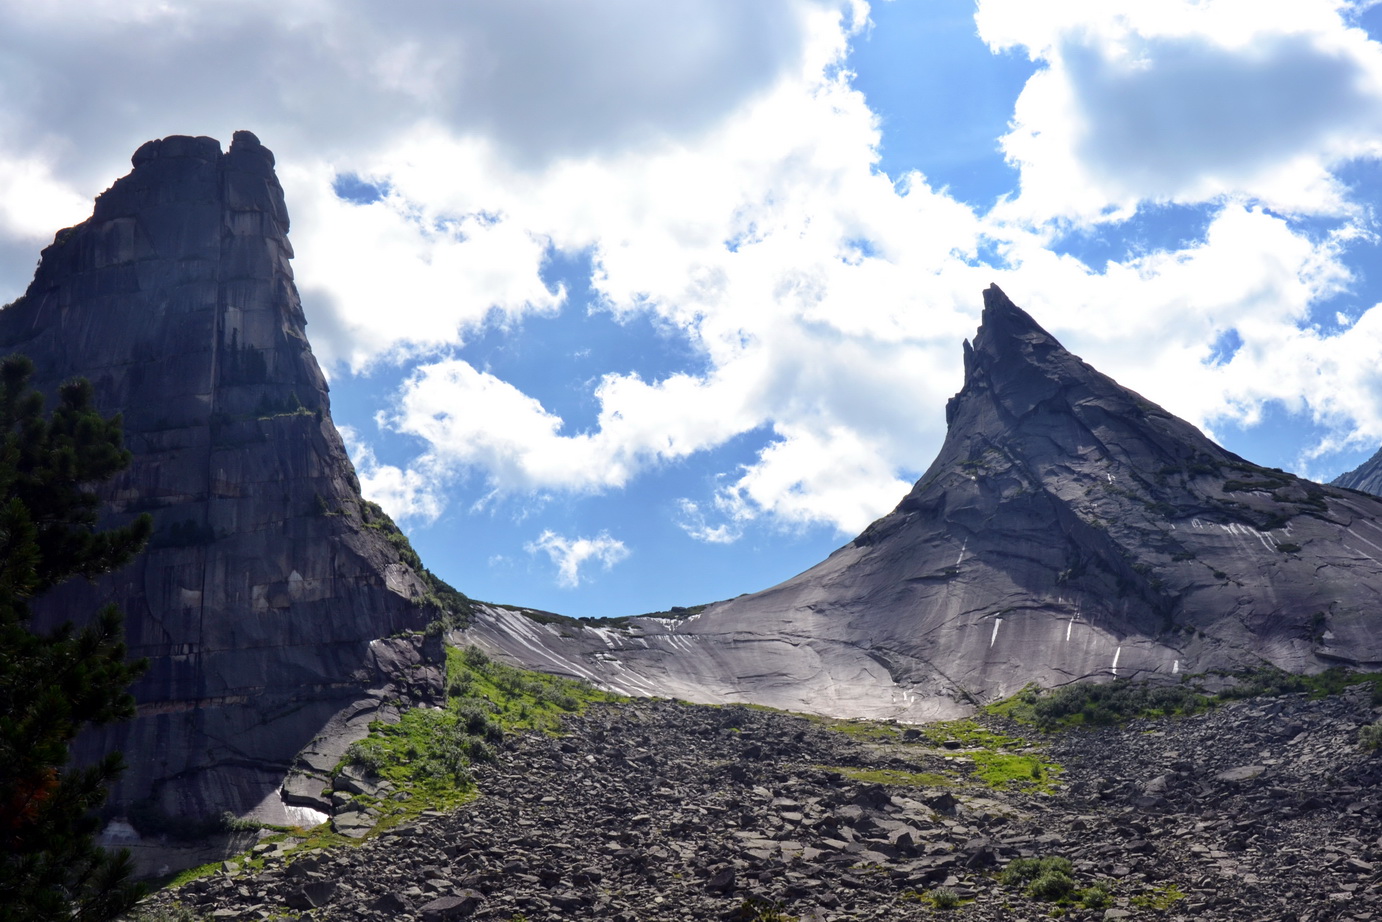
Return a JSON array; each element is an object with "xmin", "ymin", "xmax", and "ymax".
[
  {"xmin": 462, "ymin": 285, "xmax": 1382, "ymax": 717},
  {"xmin": 1333, "ymin": 444, "xmax": 1382, "ymax": 497}
]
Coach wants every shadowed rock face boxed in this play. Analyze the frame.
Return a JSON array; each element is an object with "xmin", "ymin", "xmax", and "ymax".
[
  {"xmin": 0, "ymin": 132, "xmax": 438, "ymax": 826},
  {"xmin": 1333, "ymin": 448, "xmax": 1382, "ymax": 497},
  {"xmin": 464, "ymin": 285, "xmax": 1382, "ymax": 720}
]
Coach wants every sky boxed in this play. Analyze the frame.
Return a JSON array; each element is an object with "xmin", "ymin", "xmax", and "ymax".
[{"xmin": 5, "ymin": 0, "xmax": 1382, "ymax": 617}]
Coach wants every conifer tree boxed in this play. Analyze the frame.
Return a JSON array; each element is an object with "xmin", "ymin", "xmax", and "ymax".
[{"xmin": 0, "ymin": 354, "xmax": 153, "ymax": 921}]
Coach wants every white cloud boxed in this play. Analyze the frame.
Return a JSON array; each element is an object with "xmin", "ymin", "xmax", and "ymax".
[
  {"xmin": 0, "ymin": 0, "xmax": 827, "ymax": 174},
  {"xmin": 525, "ymin": 529, "xmax": 630, "ymax": 587},
  {"xmin": 989, "ymin": 203, "xmax": 1354, "ymax": 438},
  {"xmin": 12, "ymin": 0, "xmax": 1382, "ymax": 546},
  {"xmin": 335, "ymin": 0, "xmax": 1382, "ymax": 538},
  {"xmin": 338, "ymin": 425, "xmax": 446, "ymax": 523},
  {"xmin": 977, "ymin": 0, "xmax": 1382, "ymax": 222},
  {"xmin": 376, "ymin": 359, "xmax": 758, "ymax": 495},
  {"xmin": 675, "ymin": 499, "xmax": 742, "ymax": 545}
]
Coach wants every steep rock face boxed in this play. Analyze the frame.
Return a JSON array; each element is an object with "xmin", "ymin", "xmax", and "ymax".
[
  {"xmin": 464, "ymin": 286, "xmax": 1382, "ymax": 719},
  {"xmin": 0, "ymin": 133, "xmax": 438, "ymax": 826},
  {"xmin": 1332, "ymin": 447, "xmax": 1382, "ymax": 497}
]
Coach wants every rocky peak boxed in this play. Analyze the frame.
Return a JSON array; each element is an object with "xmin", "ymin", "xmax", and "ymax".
[
  {"xmin": 949, "ymin": 283, "xmax": 1074, "ymax": 424},
  {"xmin": 464, "ymin": 288, "xmax": 1382, "ymax": 724},
  {"xmin": 1332, "ymin": 446, "xmax": 1382, "ymax": 497},
  {"xmin": 0, "ymin": 134, "xmax": 443, "ymax": 836}
]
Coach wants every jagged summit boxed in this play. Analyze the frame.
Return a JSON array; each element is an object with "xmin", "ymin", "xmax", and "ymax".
[
  {"xmin": 464, "ymin": 289, "xmax": 1382, "ymax": 722},
  {"xmin": 0, "ymin": 133, "xmax": 443, "ymax": 838},
  {"xmin": 1333, "ymin": 446, "xmax": 1382, "ymax": 497}
]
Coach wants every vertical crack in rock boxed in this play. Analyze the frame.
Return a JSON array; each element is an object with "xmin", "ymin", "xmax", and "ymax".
[{"xmin": 0, "ymin": 132, "xmax": 442, "ymax": 827}]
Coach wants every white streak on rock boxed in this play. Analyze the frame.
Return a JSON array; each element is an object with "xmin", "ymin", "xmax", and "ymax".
[{"xmin": 1347, "ymin": 527, "xmax": 1382, "ymax": 555}]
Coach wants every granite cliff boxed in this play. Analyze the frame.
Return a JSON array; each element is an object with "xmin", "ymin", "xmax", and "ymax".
[
  {"xmin": 0, "ymin": 133, "xmax": 446, "ymax": 838},
  {"xmin": 1334, "ymin": 446, "xmax": 1382, "ymax": 497},
  {"xmin": 463, "ymin": 286, "xmax": 1382, "ymax": 719}
]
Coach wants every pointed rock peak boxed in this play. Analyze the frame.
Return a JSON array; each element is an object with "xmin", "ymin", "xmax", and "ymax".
[
  {"xmin": 973, "ymin": 283, "xmax": 1064, "ymax": 363},
  {"xmin": 948, "ymin": 286, "xmax": 1083, "ymax": 425}
]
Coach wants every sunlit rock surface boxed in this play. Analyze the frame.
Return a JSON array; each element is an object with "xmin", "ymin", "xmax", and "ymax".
[
  {"xmin": 1333, "ymin": 447, "xmax": 1382, "ymax": 497},
  {"xmin": 464, "ymin": 286, "xmax": 1382, "ymax": 720},
  {"xmin": 0, "ymin": 133, "xmax": 439, "ymax": 827}
]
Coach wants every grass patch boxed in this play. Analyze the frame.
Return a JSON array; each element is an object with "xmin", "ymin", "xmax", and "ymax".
[
  {"xmin": 1131, "ymin": 884, "xmax": 1185, "ymax": 910},
  {"xmin": 331, "ymin": 645, "xmax": 624, "ymax": 834},
  {"xmin": 443, "ymin": 645, "xmax": 624, "ymax": 734},
  {"xmin": 965, "ymin": 751, "xmax": 1060, "ymax": 791},
  {"xmin": 804, "ymin": 715, "xmax": 908, "ymax": 742},
  {"xmin": 989, "ymin": 667, "xmax": 1382, "ymax": 734},
  {"xmin": 920, "ymin": 718, "xmax": 1026, "ymax": 749},
  {"xmin": 807, "ymin": 714, "xmax": 1065, "ymax": 793},
  {"xmin": 164, "ymin": 862, "xmax": 223, "ymax": 888},
  {"xmin": 917, "ymin": 720, "xmax": 1063, "ymax": 792},
  {"xmin": 735, "ymin": 897, "xmax": 798, "ymax": 921}
]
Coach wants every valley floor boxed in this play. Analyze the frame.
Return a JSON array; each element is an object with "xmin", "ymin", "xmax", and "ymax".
[{"xmin": 132, "ymin": 686, "xmax": 1382, "ymax": 922}]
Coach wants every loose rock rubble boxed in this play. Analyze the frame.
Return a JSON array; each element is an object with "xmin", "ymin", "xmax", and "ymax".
[{"xmin": 135, "ymin": 688, "xmax": 1382, "ymax": 921}]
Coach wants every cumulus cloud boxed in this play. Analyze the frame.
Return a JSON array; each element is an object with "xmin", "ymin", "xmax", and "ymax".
[
  {"xmin": 10, "ymin": 0, "xmax": 1382, "ymax": 549},
  {"xmin": 976, "ymin": 0, "xmax": 1382, "ymax": 221},
  {"xmin": 338, "ymin": 426, "xmax": 446, "ymax": 523},
  {"xmin": 675, "ymin": 499, "xmax": 742, "ymax": 545},
  {"xmin": 0, "ymin": 0, "xmax": 822, "ymax": 177},
  {"xmin": 525, "ymin": 530, "xmax": 630, "ymax": 587},
  {"xmin": 331, "ymin": 0, "xmax": 1382, "ymax": 538}
]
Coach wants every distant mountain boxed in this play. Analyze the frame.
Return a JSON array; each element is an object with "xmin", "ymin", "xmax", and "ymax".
[
  {"xmin": 1332, "ymin": 447, "xmax": 1382, "ymax": 497},
  {"xmin": 464, "ymin": 285, "xmax": 1382, "ymax": 719},
  {"xmin": 0, "ymin": 133, "xmax": 448, "ymax": 835}
]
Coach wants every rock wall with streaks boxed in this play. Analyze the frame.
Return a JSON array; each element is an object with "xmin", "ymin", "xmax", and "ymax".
[
  {"xmin": 1333, "ymin": 447, "xmax": 1382, "ymax": 498},
  {"xmin": 0, "ymin": 132, "xmax": 440, "ymax": 828},
  {"xmin": 463, "ymin": 286, "xmax": 1382, "ymax": 720}
]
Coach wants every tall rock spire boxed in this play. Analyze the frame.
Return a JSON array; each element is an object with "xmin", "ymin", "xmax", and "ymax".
[{"xmin": 0, "ymin": 133, "xmax": 441, "ymax": 831}]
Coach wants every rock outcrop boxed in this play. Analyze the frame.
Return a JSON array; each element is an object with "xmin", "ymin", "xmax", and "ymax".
[
  {"xmin": 464, "ymin": 286, "xmax": 1382, "ymax": 720},
  {"xmin": 0, "ymin": 133, "xmax": 442, "ymax": 831},
  {"xmin": 1333, "ymin": 447, "xmax": 1382, "ymax": 497}
]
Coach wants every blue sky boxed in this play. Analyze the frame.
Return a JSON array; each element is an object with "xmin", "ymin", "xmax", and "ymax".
[{"xmin": 6, "ymin": 1, "xmax": 1382, "ymax": 616}]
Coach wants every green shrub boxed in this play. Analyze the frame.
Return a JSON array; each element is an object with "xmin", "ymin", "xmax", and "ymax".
[
  {"xmin": 1359, "ymin": 721, "xmax": 1382, "ymax": 752},
  {"xmin": 1001, "ymin": 856, "xmax": 1109, "ymax": 906},
  {"xmin": 929, "ymin": 886, "xmax": 961, "ymax": 909},
  {"xmin": 1131, "ymin": 884, "xmax": 1185, "ymax": 910},
  {"xmin": 1001, "ymin": 856, "xmax": 1073, "ymax": 888},
  {"xmin": 1027, "ymin": 869, "xmax": 1077, "ymax": 901},
  {"xmin": 343, "ymin": 738, "xmax": 387, "ymax": 775},
  {"xmin": 1079, "ymin": 882, "xmax": 1113, "ymax": 909},
  {"xmin": 1013, "ymin": 679, "xmax": 1209, "ymax": 729}
]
